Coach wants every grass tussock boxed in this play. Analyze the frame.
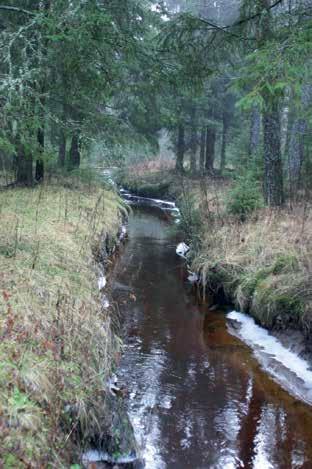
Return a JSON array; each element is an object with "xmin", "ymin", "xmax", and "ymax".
[{"xmin": 0, "ymin": 178, "xmax": 123, "ymax": 467}]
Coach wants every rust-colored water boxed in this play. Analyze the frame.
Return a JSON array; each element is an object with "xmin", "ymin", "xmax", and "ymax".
[{"xmin": 112, "ymin": 207, "xmax": 312, "ymax": 469}]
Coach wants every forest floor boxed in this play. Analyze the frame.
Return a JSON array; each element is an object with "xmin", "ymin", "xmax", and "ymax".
[
  {"xmin": 0, "ymin": 177, "xmax": 123, "ymax": 467},
  {"xmin": 120, "ymin": 163, "xmax": 312, "ymax": 354}
]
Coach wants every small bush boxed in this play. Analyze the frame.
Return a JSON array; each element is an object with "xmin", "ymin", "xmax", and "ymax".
[{"xmin": 226, "ymin": 174, "xmax": 263, "ymax": 219}]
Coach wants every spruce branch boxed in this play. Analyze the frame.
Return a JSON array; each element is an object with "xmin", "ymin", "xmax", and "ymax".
[{"xmin": 0, "ymin": 5, "xmax": 35, "ymax": 16}]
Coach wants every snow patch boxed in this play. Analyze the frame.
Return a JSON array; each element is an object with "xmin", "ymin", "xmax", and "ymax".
[
  {"xmin": 187, "ymin": 271, "xmax": 199, "ymax": 284},
  {"xmin": 227, "ymin": 311, "xmax": 312, "ymax": 404},
  {"xmin": 176, "ymin": 242, "xmax": 190, "ymax": 258},
  {"xmin": 102, "ymin": 294, "xmax": 110, "ymax": 309},
  {"xmin": 119, "ymin": 224, "xmax": 128, "ymax": 241},
  {"xmin": 82, "ymin": 450, "xmax": 136, "ymax": 465},
  {"xmin": 98, "ymin": 275, "xmax": 107, "ymax": 290}
]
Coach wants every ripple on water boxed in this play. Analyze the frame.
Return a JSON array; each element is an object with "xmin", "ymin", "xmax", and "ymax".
[{"xmin": 111, "ymin": 208, "xmax": 312, "ymax": 469}]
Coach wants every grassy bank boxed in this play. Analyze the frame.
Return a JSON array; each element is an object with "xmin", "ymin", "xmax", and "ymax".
[
  {"xmin": 183, "ymin": 180, "xmax": 312, "ymax": 341},
  {"xmin": 0, "ymin": 178, "xmax": 123, "ymax": 467},
  {"xmin": 193, "ymin": 206, "xmax": 311, "ymax": 327}
]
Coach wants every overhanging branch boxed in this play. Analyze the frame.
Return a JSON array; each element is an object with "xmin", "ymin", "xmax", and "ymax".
[
  {"xmin": 0, "ymin": 5, "xmax": 35, "ymax": 16},
  {"xmin": 232, "ymin": 0, "xmax": 284, "ymax": 27},
  {"xmin": 199, "ymin": 0, "xmax": 284, "ymax": 34}
]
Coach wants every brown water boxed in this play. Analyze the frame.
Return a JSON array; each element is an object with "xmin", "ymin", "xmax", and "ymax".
[{"xmin": 112, "ymin": 207, "xmax": 312, "ymax": 469}]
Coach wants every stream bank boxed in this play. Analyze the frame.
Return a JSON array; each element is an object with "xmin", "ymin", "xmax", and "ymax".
[
  {"xmin": 106, "ymin": 201, "xmax": 312, "ymax": 468},
  {"xmin": 188, "ymin": 209, "xmax": 312, "ymax": 365},
  {"xmin": 122, "ymin": 169, "xmax": 312, "ymax": 363},
  {"xmin": 0, "ymin": 179, "xmax": 132, "ymax": 468},
  {"xmin": 116, "ymin": 168, "xmax": 312, "ymax": 362}
]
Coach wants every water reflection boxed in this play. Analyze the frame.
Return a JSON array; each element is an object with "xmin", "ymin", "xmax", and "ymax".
[{"xmin": 112, "ymin": 207, "xmax": 312, "ymax": 468}]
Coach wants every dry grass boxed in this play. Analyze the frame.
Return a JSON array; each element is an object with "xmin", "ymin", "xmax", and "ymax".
[
  {"xmin": 0, "ymin": 178, "xmax": 123, "ymax": 467},
  {"xmin": 190, "ymin": 182, "xmax": 312, "ymax": 332},
  {"xmin": 125, "ymin": 158, "xmax": 175, "ymax": 177},
  {"xmin": 196, "ymin": 207, "xmax": 311, "ymax": 271}
]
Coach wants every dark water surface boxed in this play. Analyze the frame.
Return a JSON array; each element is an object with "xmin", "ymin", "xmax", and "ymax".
[{"xmin": 112, "ymin": 207, "xmax": 312, "ymax": 469}]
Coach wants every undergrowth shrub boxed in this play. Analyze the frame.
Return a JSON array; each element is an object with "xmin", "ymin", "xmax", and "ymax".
[{"xmin": 226, "ymin": 173, "xmax": 263, "ymax": 219}]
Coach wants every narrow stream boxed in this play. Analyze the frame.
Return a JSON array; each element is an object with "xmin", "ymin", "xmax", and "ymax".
[{"xmin": 112, "ymin": 206, "xmax": 312, "ymax": 469}]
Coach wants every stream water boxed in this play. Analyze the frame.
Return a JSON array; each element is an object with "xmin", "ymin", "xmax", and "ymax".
[{"xmin": 111, "ymin": 205, "xmax": 312, "ymax": 469}]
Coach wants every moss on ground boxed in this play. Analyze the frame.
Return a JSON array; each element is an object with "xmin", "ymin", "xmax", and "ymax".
[
  {"xmin": 251, "ymin": 274, "xmax": 305, "ymax": 328},
  {"xmin": 0, "ymin": 177, "xmax": 122, "ymax": 467},
  {"xmin": 194, "ymin": 247, "xmax": 307, "ymax": 331}
]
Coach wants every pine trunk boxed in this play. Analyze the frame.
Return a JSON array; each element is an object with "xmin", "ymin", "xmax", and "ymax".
[
  {"xmin": 69, "ymin": 132, "xmax": 80, "ymax": 169},
  {"xmin": 248, "ymin": 107, "xmax": 261, "ymax": 157},
  {"xmin": 205, "ymin": 126, "xmax": 216, "ymax": 174},
  {"xmin": 199, "ymin": 128, "xmax": 206, "ymax": 174},
  {"xmin": 288, "ymin": 85, "xmax": 311, "ymax": 199},
  {"xmin": 16, "ymin": 146, "xmax": 33, "ymax": 186},
  {"xmin": 175, "ymin": 124, "xmax": 185, "ymax": 173},
  {"xmin": 284, "ymin": 105, "xmax": 295, "ymax": 160},
  {"xmin": 58, "ymin": 130, "xmax": 66, "ymax": 167},
  {"xmin": 35, "ymin": 127, "xmax": 45, "ymax": 182},
  {"xmin": 288, "ymin": 118, "xmax": 306, "ymax": 199},
  {"xmin": 189, "ymin": 107, "xmax": 197, "ymax": 174},
  {"xmin": 220, "ymin": 111, "xmax": 229, "ymax": 173},
  {"xmin": 263, "ymin": 101, "xmax": 284, "ymax": 206}
]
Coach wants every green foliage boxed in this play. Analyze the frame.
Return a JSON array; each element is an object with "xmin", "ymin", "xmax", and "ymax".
[
  {"xmin": 3, "ymin": 454, "xmax": 21, "ymax": 469},
  {"xmin": 272, "ymin": 254, "xmax": 299, "ymax": 275},
  {"xmin": 226, "ymin": 173, "xmax": 264, "ymax": 218},
  {"xmin": 252, "ymin": 274, "xmax": 305, "ymax": 328},
  {"xmin": 237, "ymin": 253, "xmax": 300, "ymax": 312},
  {"xmin": 0, "ymin": 0, "xmax": 170, "ymax": 181}
]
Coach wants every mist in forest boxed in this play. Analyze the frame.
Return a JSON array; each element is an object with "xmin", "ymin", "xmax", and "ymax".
[{"xmin": 1, "ymin": 1, "xmax": 312, "ymax": 468}]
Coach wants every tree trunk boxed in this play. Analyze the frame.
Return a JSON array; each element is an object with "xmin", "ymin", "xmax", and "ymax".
[
  {"xmin": 35, "ymin": 127, "xmax": 44, "ymax": 182},
  {"xmin": 288, "ymin": 85, "xmax": 311, "ymax": 199},
  {"xmin": 258, "ymin": 1, "xmax": 283, "ymax": 207},
  {"xmin": 248, "ymin": 107, "xmax": 261, "ymax": 157},
  {"xmin": 263, "ymin": 100, "xmax": 284, "ymax": 206},
  {"xmin": 284, "ymin": 104, "xmax": 294, "ymax": 161},
  {"xmin": 16, "ymin": 146, "xmax": 33, "ymax": 186},
  {"xmin": 175, "ymin": 124, "xmax": 185, "ymax": 173},
  {"xmin": 220, "ymin": 111, "xmax": 229, "ymax": 173},
  {"xmin": 35, "ymin": 159, "xmax": 44, "ymax": 182},
  {"xmin": 288, "ymin": 118, "xmax": 306, "ymax": 199},
  {"xmin": 34, "ymin": 0, "xmax": 51, "ymax": 183},
  {"xmin": 205, "ymin": 126, "xmax": 216, "ymax": 174},
  {"xmin": 189, "ymin": 107, "xmax": 197, "ymax": 174},
  {"xmin": 58, "ymin": 130, "xmax": 66, "ymax": 167},
  {"xmin": 69, "ymin": 132, "xmax": 80, "ymax": 169},
  {"xmin": 199, "ymin": 128, "xmax": 206, "ymax": 174}
]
